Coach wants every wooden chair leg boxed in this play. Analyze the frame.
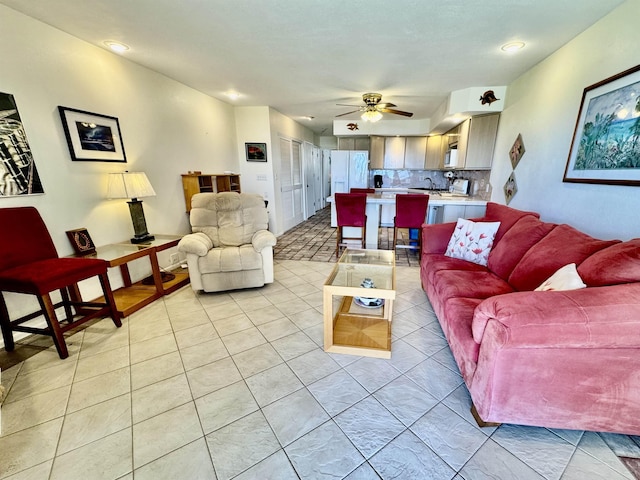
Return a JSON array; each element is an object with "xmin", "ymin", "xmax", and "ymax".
[
  {"xmin": 39, "ymin": 293, "xmax": 69, "ymax": 359},
  {"xmin": 98, "ymin": 272, "xmax": 122, "ymax": 327},
  {"xmin": 336, "ymin": 226, "xmax": 342, "ymax": 258},
  {"xmin": 0, "ymin": 292, "xmax": 15, "ymax": 352}
]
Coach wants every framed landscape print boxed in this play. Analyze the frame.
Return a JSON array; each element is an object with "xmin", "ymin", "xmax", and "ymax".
[
  {"xmin": 564, "ymin": 64, "xmax": 640, "ymax": 185},
  {"xmin": 245, "ymin": 142, "xmax": 267, "ymax": 162},
  {"xmin": 0, "ymin": 92, "xmax": 45, "ymax": 197},
  {"xmin": 58, "ymin": 106, "xmax": 127, "ymax": 162}
]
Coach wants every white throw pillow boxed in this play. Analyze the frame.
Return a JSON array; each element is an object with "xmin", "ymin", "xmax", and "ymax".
[
  {"xmin": 445, "ymin": 218, "xmax": 500, "ymax": 266},
  {"xmin": 535, "ymin": 263, "xmax": 587, "ymax": 291}
]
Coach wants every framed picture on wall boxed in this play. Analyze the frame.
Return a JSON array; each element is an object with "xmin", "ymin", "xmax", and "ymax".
[
  {"xmin": 245, "ymin": 142, "xmax": 267, "ymax": 162},
  {"xmin": 563, "ymin": 64, "xmax": 640, "ymax": 185},
  {"xmin": 58, "ymin": 106, "xmax": 127, "ymax": 162}
]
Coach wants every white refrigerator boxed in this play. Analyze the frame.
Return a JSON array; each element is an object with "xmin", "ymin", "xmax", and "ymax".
[{"xmin": 329, "ymin": 150, "xmax": 369, "ymax": 226}]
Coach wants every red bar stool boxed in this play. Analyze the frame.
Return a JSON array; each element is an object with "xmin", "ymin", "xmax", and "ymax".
[
  {"xmin": 0, "ymin": 207, "xmax": 121, "ymax": 359},
  {"xmin": 335, "ymin": 193, "xmax": 368, "ymax": 257},
  {"xmin": 393, "ymin": 194, "xmax": 430, "ymax": 258}
]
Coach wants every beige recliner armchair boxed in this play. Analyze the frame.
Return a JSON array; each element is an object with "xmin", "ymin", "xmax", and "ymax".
[{"xmin": 178, "ymin": 192, "xmax": 277, "ymax": 292}]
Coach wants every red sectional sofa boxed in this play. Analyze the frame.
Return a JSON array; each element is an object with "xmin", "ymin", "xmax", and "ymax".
[{"xmin": 420, "ymin": 202, "xmax": 640, "ymax": 434}]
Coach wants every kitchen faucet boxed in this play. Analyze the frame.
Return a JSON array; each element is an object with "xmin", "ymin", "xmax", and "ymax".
[{"xmin": 424, "ymin": 177, "xmax": 433, "ymax": 190}]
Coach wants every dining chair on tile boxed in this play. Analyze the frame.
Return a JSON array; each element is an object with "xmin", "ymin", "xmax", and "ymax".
[
  {"xmin": 350, "ymin": 188, "xmax": 375, "ymax": 194},
  {"xmin": 393, "ymin": 193, "xmax": 430, "ymax": 258},
  {"xmin": 0, "ymin": 207, "xmax": 120, "ymax": 359},
  {"xmin": 335, "ymin": 192, "xmax": 367, "ymax": 257}
]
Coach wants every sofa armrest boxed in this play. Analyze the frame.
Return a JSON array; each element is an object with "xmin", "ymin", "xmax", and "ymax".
[
  {"xmin": 178, "ymin": 232, "xmax": 213, "ymax": 257},
  {"xmin": 252, "ymin": 230, "xmax": 277, "ymax": 252},
  {"xmin": 472, "ymin": 283, "xmax": 640, "ymax": 348},
  {"xmin": 421, "ymin": 222, "xmax": 457, "ymax": 255}
]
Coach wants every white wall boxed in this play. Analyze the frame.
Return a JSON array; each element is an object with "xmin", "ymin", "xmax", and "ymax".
[
  {"xmin": 490, "ymin": 0, "xmax": 639, "ymax": 240},
  {"xmin": 0, "ymin": 6, "xmax": 240, "ymax": 347},
  {"xmin": 234, "ymin": 106, "xmax": 276, "ymax": 226}
]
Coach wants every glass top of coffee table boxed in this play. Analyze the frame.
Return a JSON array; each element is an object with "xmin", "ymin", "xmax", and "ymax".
[{"xmin": 327, "ymin": 249, "xmax": 395, "ymax": 292}]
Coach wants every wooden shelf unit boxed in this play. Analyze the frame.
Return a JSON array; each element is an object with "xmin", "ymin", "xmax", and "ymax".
[{"xmin": 181, "ymin": 173, "xmax": 241, "ymax": 212}]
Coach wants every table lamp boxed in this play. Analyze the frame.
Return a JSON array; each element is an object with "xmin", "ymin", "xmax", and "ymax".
[{"xmin": 107, "ymin": 171, "xmax": 156, "ymax": 243}]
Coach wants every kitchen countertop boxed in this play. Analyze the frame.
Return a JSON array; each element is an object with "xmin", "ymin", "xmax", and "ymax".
[{"xmin": 327, "ymin": 189, "xmax": 488, "ymax": 206}]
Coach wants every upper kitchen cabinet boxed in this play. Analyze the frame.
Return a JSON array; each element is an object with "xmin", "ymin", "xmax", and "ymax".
[
  {"xmin": 425, "ymin": 135, "xmax": 444, "ymax": 169},
  {"xmin": 384, "ymin": 137, "xmax": 405, "ymax": 169},
  {"xmin": 404, "ymin": 137, "xmax": 427, "ymax": 169},
  {"xmin": 369, "ymin": 136, "xmax": 385, "ymax": 169},
  {"xmin": 338, "ymin": 137, "xmax": 370, "ymax": 151},
  {"xmin": 455, "ymin": 113, "xmax": 500, "ymax": 170}
]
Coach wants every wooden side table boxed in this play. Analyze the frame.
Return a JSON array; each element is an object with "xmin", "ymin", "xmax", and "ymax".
[
  {"xmin": 323, "ymin": 249, "xmax": 396, "ymax": 359},
  {"xmin": 70, "ymin": 235, "xmax": 189, "ymax": 318}
]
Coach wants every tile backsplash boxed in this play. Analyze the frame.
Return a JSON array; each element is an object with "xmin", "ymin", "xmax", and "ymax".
[{"xmin": 369, "ymin": 169, "xmax": 491, "ymax": 193}]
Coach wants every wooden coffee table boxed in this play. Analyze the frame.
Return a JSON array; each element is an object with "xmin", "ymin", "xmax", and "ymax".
[{"xmin": 323, "ymin": 249, "xmax": 396, "ymax": 358}]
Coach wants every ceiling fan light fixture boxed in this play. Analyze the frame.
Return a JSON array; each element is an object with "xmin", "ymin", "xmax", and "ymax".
[{"xmin": 361, "ymin": 110, "xmax": 383, "ymax": 122}]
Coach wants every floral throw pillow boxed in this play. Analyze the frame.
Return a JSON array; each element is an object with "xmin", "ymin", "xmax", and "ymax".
[{"xmin": 445, "ymin": 218, "xmax": 501, "ymax": 266}]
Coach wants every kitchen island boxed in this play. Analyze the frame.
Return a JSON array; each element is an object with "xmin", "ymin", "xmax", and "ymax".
[{"xmin": 327, "ymin": 189, "xmax": 487, "ymax": 249}]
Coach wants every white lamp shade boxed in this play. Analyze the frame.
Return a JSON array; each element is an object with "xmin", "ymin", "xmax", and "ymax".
[
  {"xmin": 107, "ymin": 172, "xmax": 156, "ymax": 199},
  {"xmin": 361, "ymin": 110, "xmax": 383, "ymax": 122}
]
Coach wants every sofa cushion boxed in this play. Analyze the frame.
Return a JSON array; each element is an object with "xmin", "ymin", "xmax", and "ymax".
[
  {"xmin": 483, "ymin": 202, "xmax": 540, "ymax": 244},
  {"xmin": 535, "ymin": 263, "xmax": 586, "ymax": 291},
  {"xmin": 487, "ymin": 215, "xmax": 556, "ymax": 281},
  {"xmin": 508, "ymin": 224, "xmax": 619, "ymax": 291},
  {"xmin": 578, "ymin": 239, "xmax": 640, "ymax": 286},
  {"xmin": 431, "ymin": 270, "xmax": 514, "ymax": 301},
  {"xmin": 445, "ymin": 218, "xmax": 500, "ymax": 266}
]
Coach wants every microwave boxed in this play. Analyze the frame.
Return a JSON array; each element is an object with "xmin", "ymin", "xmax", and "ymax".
[{"xmin": 444, "ymin": 147, "xmax": 458, "ymax": 168}]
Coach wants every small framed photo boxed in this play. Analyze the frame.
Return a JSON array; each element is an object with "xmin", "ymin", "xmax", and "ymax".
[
  {"xmin": 66, "ymin": 228, "xmax": 96, "ymax": 256},
  {"xmin": 509, "ymin": 133, "xmax": 525, "ymax": 169},
  {"xmin": 58, "ymin": 106, "xmax": 127, "ymax": 162},
  {"xmin": 245, "ymin": 142, "xmax": 267, "ymax": 162}
]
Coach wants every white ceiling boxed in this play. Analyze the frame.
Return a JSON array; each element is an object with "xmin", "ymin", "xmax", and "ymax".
[{"xmin": 1, "ymin": 0, "xmax": 625, "ymax": 135}]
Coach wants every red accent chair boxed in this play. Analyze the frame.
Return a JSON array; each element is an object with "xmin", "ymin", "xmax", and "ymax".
[
  {"xmin": 0, "ymin": 207, "xmax": 120, "ymax": 359},
  {"xmin": 393, "ymin": 194, "xmax": 430, "ymax": 258},
  {"xmin": 350, "ymin": 188, "xmax": 375, "ymax": 194},
  {"xmin": 335, "ymin": 193, "xmax": 367, "ymax": 257}
]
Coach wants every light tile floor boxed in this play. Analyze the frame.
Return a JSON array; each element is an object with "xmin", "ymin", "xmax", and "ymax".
[{"xmin": 1, "ymin": 260, "xmax": 639, "ymax": 479}]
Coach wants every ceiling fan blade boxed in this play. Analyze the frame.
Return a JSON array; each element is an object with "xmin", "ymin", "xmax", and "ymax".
[
  {"xmin": 335, "ymin": 109, "xmax": 361, "ymax": 118},
  {"xmin": 377, "ymin": 103, "xmax": 396, "ymax": 108},
  {"xmin": 336, "ymin": 103, "xmax": 362, "ymax": 107},
  {"xmin": 379, "ymin": 108, "xmax": 414, "ymax": 117}
]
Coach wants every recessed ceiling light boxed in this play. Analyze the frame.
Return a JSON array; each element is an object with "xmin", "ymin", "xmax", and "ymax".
[
  {"xmin": 225, "ymin": 91, "xmax": 241, "ymax": 100},
  {"xmin": 501, "ymin": 42, "xmax": 525, "ymax": 53},
  {"xmin": 104, "ymin": 41, "xmax": 129, "ymax": 53}
]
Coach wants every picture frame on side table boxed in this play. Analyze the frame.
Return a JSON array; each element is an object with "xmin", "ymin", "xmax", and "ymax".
[
  {"xmin": 66, "ymin": 228, "xmax": 96, "ymax": 256},
  {"xmin": 58, "ymin": 106, "xmax": 127, "ymax": 162},
  {"xmin": 245, "ymin": 142, "xmax": 267, "ymax": 162},
  {"xmin": 564, "ymin": 64, "xmax": 640, "ymax": 186}
]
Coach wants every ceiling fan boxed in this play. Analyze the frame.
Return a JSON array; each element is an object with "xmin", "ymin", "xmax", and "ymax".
[{"xmin": 336, "ymin": 93, "xmax": 413, "ymax": 122}]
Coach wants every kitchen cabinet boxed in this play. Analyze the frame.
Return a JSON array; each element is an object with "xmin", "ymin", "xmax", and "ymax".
[
  {"xmin": 338, "ymin": 137, "xmax": 370, "ymax": 151},
  {"xmin": 425, "ymin": 135, "xmax": 444, "ymax": 169},
  {"xmin": 404, "ymin": 137, "xmax": 427, "ymax": 169},
  {"xmin": 384, "ymin": 137, "xmax": 405, "ymax": 169},
  {"xmin": 181, "ymin": 173, "xmax": 241, "ymax": 212},
  {"xmin": 369, "ymin": 136, "xmax": 385, "ymax": 169},
  {"xmin": 453, "ymin": 113, "xmax": 500, "ymax": 170}
]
